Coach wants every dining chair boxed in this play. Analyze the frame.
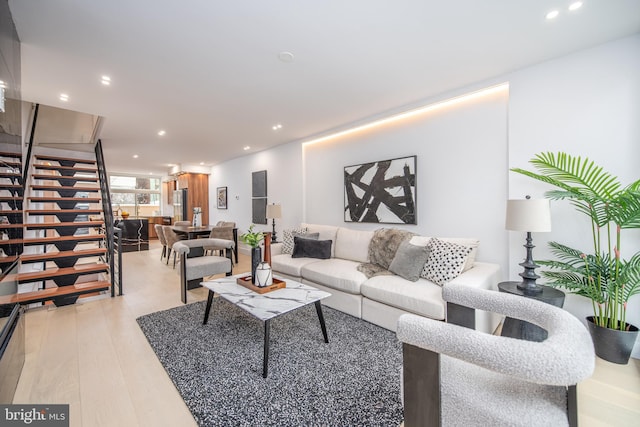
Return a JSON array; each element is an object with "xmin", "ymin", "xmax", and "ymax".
[
  {"xmin": 162, "ymin": 225, "xmax": 183, "ymax": 268},
  {"xmin": 174, "ymin": 221, "xmax": 191, "ymax": 227},
  {"xmin": 204, "ymin": 225, "xmax": 235, "ymax": 262},
  {"xmin": 155, "ymin": 224, "xmax": 168, "ymax": 260}
]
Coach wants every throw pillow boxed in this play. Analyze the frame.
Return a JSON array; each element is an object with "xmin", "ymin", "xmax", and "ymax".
[
  {"xmin": 292, "ymin": 237, "xmax": 332, "ymax": 259},
  {"xmin": 282, "ymin": 227, "xmax": 311, "ymax": 254},
  {"xmin": 421, "ymin": 238, "xmax": 472, "ymax": 286},
  {"xmin": 388, "ymin": 240, "xmax": 430, "ymax": 282}
]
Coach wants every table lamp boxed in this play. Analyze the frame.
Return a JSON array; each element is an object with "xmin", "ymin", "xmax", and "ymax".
[
  {"xmin": 266, "ymin": 203, "xmax": 282, "ymax": 243},
  {"xmin": 506, "ymin": 197, "xmax": 551, "ymax": 295}
]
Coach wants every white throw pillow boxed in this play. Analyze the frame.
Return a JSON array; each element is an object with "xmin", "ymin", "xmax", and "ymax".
[
  {"xmin": 420, "ymin": 238, "xmax": 472, "ymax": 286},
  {"xmin": 281, "ymin": 227, "xmax": 308, "ymax": 255},
  {"xmin": 411, "ymin": 235, "xmax": 478, "ymax": 272}
]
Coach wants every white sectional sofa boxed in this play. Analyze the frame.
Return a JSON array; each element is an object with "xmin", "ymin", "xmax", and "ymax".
[{"xmin": 270, "ymin": 223, "xmax": 502, "ymax": 333}]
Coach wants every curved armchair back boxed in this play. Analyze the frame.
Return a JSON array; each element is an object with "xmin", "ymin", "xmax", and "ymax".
[
  {"xmin": 174, "ymin": 221, "xmax": 191, "ymax": 227},
  {"xmin": 396, "ymin": 283, "xmax": 595, "ymax": 427},
  {"xmin": 173, "ymin": 238, "xmax": 234, "ymax": 256}
]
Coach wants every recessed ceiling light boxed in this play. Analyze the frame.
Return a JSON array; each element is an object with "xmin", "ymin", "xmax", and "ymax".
[
  {"xmin": 272, "ymin": 124, "xmax": 283, "ymax": 131},
  {"xmin": 199, "ymin": 162, "xmax": 205, "ymax": 165},
  {"xmin": 546, "ymin": 10, "xmax": 559, "ymax": 20},
  {"xmin": 59, "ymin": 93, "xmax": 69, "ymax": 101},
  {"xmin": 133, "ymin": 154, "xmax": 139, "ymax": 159},
  {"xmin": 568, "ymin": 2, "xmax": 583, "ymax": 11},
  {"xmin": 243, "ymin": 146, "xmax": 251, "ymax": 151},
  {"xmin": 157, "ymin": 130, "xmax": 166, "ymax": 136},
  {"xmin": 278, "ymin": 51, "xmax": 295, "ymax": 63},
  {"xmin": 101, "ymin": 75, "xmax": 111, "ymax": 86}
]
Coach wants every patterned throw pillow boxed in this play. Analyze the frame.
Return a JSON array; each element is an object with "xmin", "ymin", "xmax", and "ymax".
[
  {"xmin": 281, "ymin": 227, "xmax": 308, "ymax": 255},
  {"xmin": 421, "ymin": 238, "xmax": 472, "ymax": 286}
]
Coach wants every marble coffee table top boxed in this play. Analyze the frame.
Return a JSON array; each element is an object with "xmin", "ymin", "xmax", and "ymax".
[{"xmin": 203, "ymin": 275, "xmax": 331, "ymax": 321}]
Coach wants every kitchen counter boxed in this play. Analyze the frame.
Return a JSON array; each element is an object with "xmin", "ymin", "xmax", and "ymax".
[{"xmin": 114, "ymin": 218, "xmax": 149, "ymax": 252}]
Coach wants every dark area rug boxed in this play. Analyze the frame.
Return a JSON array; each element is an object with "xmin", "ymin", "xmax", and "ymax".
[{"xmin": 137, "ymin": 299, "xmax": 404, "ymax": 427}]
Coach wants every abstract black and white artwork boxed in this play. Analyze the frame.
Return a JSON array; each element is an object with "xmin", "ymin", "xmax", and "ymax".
[{"xmin": 344, "ymin": 155, "xmax": 417, "ymax": 224}]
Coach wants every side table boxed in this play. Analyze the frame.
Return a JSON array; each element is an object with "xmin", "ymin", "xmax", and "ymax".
[{"xmin": 498, "ymin": 281, "xmax": 565, "ymax": 342}]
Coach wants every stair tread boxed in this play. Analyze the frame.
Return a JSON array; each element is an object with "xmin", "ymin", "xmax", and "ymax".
[
  {"xmin": 31, "ymin": 185, "xmax": 100, "ymax": 192},
  {"xmin": 0, "ymin": 152, "xmax": 21, "ymax": 159},
  {"xmin": 0, "ymin": 255, "xmax": 19, "ymax": 264},
  {"xmin": 29, "ymin": 197, "xmax": 102, "ymax": 202},
  {"xmin": 32, "ymin": 174, "xmax": 99, "ymax": 182},
  {"xmin": 0, "ymin": 172, "xmax": 21, "ymax": 177},
  {"xmin": 21, "ymin": 248, "xmax": 107, "ymax": 262},
  {"xmin": 0, "ymin": 224, "xmax": 24, "ymax": 228},
  {"xmin": 22, "ymin": 234, "xmax": 106, "ymax": 245},
  {"xmin": 34, "ymin": 164, "xmax": 98, "ymax": 173},
  {"xmin": 25, "ymin": 221, "xmax": 104, "ymax": 228},
  {"xmin": 35, "ymin": 155, "xmax": 96, "ymax": 165},
  {"xmin": 27, "ymin": 209, "xmax": 103, "ymax": 214},
  {"xmin": 18, "ymin": 262, "xmax": 109, "ymax": 282},
  {"xmin": 0, "ymin": 161, "xmax": 21, "ymax": 168},
  {"xmin": 0, "ymin": 280, "xmax": 110, "ymax": 305},
  {"xmin": 0, "ymin": 210, "xmax": 23, "ymax": 214}
]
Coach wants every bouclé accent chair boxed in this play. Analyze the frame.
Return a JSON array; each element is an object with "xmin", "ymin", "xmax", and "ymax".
[{"xmin": 397, "ymin": 283, "xmax": 595, "ymax": 427}]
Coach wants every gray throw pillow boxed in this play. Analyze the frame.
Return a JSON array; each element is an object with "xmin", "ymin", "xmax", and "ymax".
[
  {"xmin": 388, "ymin": 240, "xmax": 430, "ymax": 282},
  {"xmin": 291, "ymin": 237, "xmax": 332, "ymax": 259}
]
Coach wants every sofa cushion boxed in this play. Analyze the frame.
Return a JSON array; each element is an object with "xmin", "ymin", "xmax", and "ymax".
[
  {"xmin": 301, "ymin": 258, "xmax": 367, "ymax": 294},
  {"xmin": 334, "ymin": 227, "xmax": 374, "ymax": 263},
  {"xmin": 301, "ymin": 223, "xmax": 339, "ymax": 257},
  {"xmin": 421, "ymin": 238, "xmax": 472, "ymax": 286},
  {"xmin": 411, "ymin": 235, "xmax": 479, "ymax": 272},
  {"xmin": 361, "ymin": 275, "xmax": 446, "ymax": 320},
  {"xmin": 292, "ymin": 237, "xmax": 332, "ymax": 259},
  {"xmin": 282, "ymin": 228, "xmax": 318, "ymax": 254},
  {"xmin": 271, "ymin": 254, "xmax": 322, "ymax": 278},
  {"xmin": 388, "ymin": 240, "xmax": 430, "ymax": 282}
]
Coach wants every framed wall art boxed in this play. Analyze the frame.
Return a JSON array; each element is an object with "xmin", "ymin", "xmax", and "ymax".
[
  {"xmin": 251, "ymin": 170, "xmax": 268, "ymax": 224},
  {"xmin": 217, "ymin": 186, "xmax": 227, "ymax": 209},
  {"xmin": 344, "ymin": 155, "xmax": 417, "ymax": 224}
]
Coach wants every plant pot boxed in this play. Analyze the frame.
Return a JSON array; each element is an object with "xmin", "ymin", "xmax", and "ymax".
[
  {"xmin": 586, "ymin": 316, "xmax": 639, "ymax": 365},
  {"xmin": 250, "ymin": 247, "xmax": 262, "ymax": 284}
]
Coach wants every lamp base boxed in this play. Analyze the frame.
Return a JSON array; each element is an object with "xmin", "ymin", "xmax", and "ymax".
[
  {"xmin": 271, "ymin": 218, "xmax": 278, "ymax": 243},
  {"xmin": 517, "ymin": 232, "xmax": 543, "ymax": 295}
]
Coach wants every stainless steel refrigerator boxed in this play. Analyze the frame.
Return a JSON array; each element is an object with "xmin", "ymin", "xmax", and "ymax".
[{"xmin": 173, "ymin": 189, "xmax": 188, "ymax": 223}]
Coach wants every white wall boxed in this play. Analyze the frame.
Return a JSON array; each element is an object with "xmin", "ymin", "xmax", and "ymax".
[
  {"xmin": 302, "ymin": 88, "xmax": 509, "ymax": 268},
  {"xmin": 208, "ymin": 33, "xmax": 640, "ymax": 357},
  {"xmin": 508, "ymin": 34, "xmax": 640, "ymax": 357},
  {"xmin": 209, "ymin": 141, "xmax": 303, "ymax": 239}
]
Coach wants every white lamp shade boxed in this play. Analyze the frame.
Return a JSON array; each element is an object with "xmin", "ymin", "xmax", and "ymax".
[
  {"xmin": 505, "ymin": 199, "xmax": 551, "ymax": 232},
  {"xmin": 266, "ymin": 204, "xmax": 282, "ymax": 219}
]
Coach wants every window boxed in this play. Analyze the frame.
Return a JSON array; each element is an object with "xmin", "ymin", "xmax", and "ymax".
[{"xmin": 109, "ymin": 175, "xmax": 161, "ymax": 217}]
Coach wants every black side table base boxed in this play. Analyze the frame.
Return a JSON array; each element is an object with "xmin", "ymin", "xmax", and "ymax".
[{"xmin": 498, "ymin": 281, "xmax": 565, "ymax": 342}]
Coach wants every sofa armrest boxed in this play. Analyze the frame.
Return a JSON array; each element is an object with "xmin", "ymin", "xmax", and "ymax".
[
  {"xmin": 271, "ymin": 242, "xmax": 284, "ymax": 256},
  {"xmin": 447, "ymin": 262, "xmax": 500, "ymax": 290}
]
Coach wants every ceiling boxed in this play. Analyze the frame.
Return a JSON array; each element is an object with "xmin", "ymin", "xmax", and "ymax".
[{"xmin": 8, "ymin": 1, "xmax": 640, "ymax": 175}]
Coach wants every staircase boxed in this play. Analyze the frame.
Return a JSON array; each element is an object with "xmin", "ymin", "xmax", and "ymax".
[
  {"xmin": 0, "ymin": 151, "xmax": 24, "ymax": 271},
  {"xmin": 1, "ymin": 152, "xmax": 114, "ymax": 306}
]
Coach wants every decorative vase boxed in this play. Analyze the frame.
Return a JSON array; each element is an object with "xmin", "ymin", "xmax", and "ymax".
[
  {"xmin": 193, "ymin": 212, "xmax": 202, "ymax": 227},
  {"xmin": 251, "ymin": 246, "xmax": 262, "ymax": 284},
  {"xmin": 255, "ymin": 262, "xmax": 273, "ymax": 288},
  {"xmin": 586, "ymin": 316, "xmax": 639, "ymax": 365}
]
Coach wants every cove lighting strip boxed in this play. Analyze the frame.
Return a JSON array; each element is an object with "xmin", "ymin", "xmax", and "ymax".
[{"xmin": 302, "ymin": 83, "xmax": 509, "ymax": 146}]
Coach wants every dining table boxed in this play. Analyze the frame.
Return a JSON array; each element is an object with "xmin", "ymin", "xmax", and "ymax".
[{"xmin": 172, "ymin": 224, "xmax": 238, "ymax": 263}]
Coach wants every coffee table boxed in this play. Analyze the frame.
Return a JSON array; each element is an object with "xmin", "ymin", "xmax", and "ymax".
[{"xmin": 202, "ymin": 275, "xmax": 331, "ymax": 378}]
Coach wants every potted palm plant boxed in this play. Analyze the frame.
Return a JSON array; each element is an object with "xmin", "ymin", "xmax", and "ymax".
[
  {"xmin": 240, "ymin": 224, "xmax": 264, "ymax": 284},
  {"xmin": 512, "ymin": 152, "xmax": 640, "ymax": 364}
]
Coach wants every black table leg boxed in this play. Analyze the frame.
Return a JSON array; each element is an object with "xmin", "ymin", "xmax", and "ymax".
[
  {"xmin": 263, "ymin": 320, "xmax": 271, "ymax": 378},
  {"xmin": 203, "ymin": 290, "xmax": 215, "ymax": 325},
  {"xmin": 315, "ymin": 301, "xmax": 329, "ymax": 343}
]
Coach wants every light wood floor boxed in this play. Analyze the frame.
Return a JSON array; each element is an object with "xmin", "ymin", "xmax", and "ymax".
[{"xmin": 12, "ymin": 242, "xmax": 640, "ymax": 426}]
